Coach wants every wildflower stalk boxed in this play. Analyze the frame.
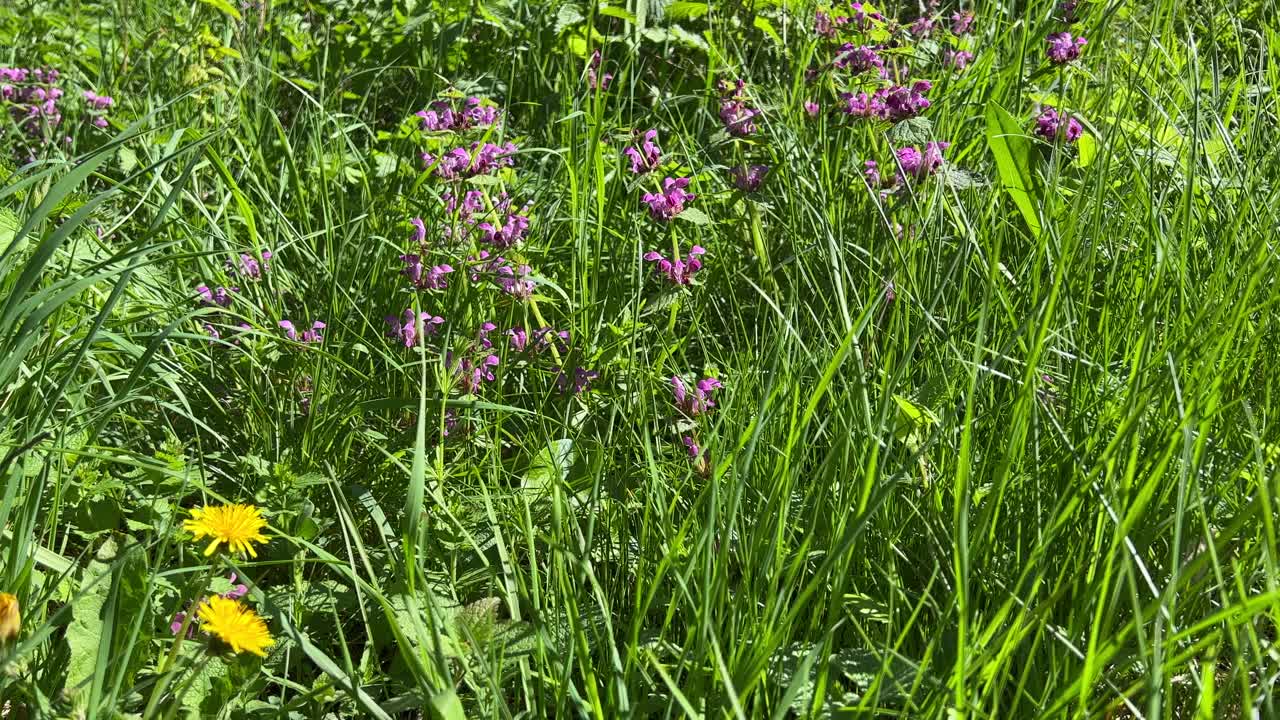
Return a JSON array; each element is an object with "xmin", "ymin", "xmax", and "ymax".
[{"xmin": 526, "ymin": 297, "xmax": 562, "ymax": 365}]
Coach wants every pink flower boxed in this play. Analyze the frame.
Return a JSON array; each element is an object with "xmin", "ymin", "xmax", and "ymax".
[
  {"xmin": 625, "ymin": 129, "xmax": 662, "ymax": 174},
  {"xmin": 672, "ymin": 375, "xmax": 722, "ymax": 416},
  {"xmin": 1046, "ymin": 32, "xmax": 1086, "ymax": 64},
  {"xmin": 644, "ymin": 246, "xmax": 706, "ymax": 285},
  {"xmin": 945, "ymin": 50, "xmax": 974, "ymax": 71},
  {"xmin": 641, "ymin": 177, "xmax": 695, "ymax": 221},
  {"xmin": 385, "ymin": 308, "xmax": 444, "ymax": 348}
]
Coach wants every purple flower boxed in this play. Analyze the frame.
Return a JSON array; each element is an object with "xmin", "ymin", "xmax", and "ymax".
[
  {"xmin": 1033, "ymin": 107, "xmax": 1084, "ymax": 143},
  {"xmin": 719, "ymin": 100, "xmax": 761, "ymax": 137},
  {"xmin": 682, "ymin": 435, "xmax": 701, "ymax": 458},
  {"xmin": 444, "ymin": 189, "xmax": 486, "ymax": 218},
  {"xmin": 477, "ymin": 208, "xmax": 531, "ymax": 248},
  {"xmin": 951, "ymin": 11, "xmax": 975, "ymax": 35},
  {"xmin": 507, "ymin": 327, "xmax": 528, "ymax": 351},
  {"xmin": 400, "ymin": 254, "xmax": 453, "ymax": 290},
  {"xmin": 895, "ymin": 141, "xmax": 949, "ymax": 182},
  {"xmin": 909, "ymin": 15, "xmax": 936, "ymax": 37},
  {"xmin": 534, "ymin": 327, "xmax": 570, "ymax": 353},
  {"xmin": 839, "ymin": 83, "xmax": 931, "ymax": 122},
  {"xmin": 83, "ymin": 90, "xmax": 113, "ymax": 110},
  {"xmin": 814, "ymin": 11, "xmax": 837, "ymax": 38},
  {"xmin": 279, "ymin": 320, "xmax": 325, "ymax": 344},
  {"xmin": 1046, "ymin": 32, "xmax": 1086, "ymax": 64},
  {"xmin": 729, "ymin": 164, "xmax": 769, "ymax": 193},
  {"xmin": 415, "ymin": 97, "xmax": 500, "ymax": 132},
  {"xmin": 453, "ymin": 353, "xmax": 500, "ymax": 394},
  {"xmin": 624, "ymin": 129, "xmax": 662, "ymax": 174},
  {"xmin": 833, "ymin": 44, "xmax": 886, "ymax": 77},
  {"xmin": 850, "ymin": 2, "xmax": 883, "ymax": 29},
  {"xmin": 945, "ymin": 50, "xmax": 974, "ymax": 71},
  {"xmin": 587, "ymin": 50, "xmax": 613, "ymax": 90},
  {"xmin": 557, "ymin": 366, "xmax": 599, "ymax": 395},
  {"xmin": 672, "ymin": 375, "xmax": 722, "ymax": 416},
  {"xmin": 804, "ymin": 100, "xmax": 820, "ymax": 118},
  {"xmin": 1059, "ymin": 0, "xmax": 1082, "ymax": 24},
  {"xmin": 422, "ymin": 141, "xmax": 517, "ymax": 180},
  {"xmin": 385, "ymin": 308, "xmax": 444, "ymax": 348},
  {"xmin": 410, "ymin": 217, "xmax": 427, "ymax": 245},
  {"xmin": 644, "ymin": 246, "xmax": 706, "ymax": 285},
  {"xmin": 641, "ymin": 177, "xmax": 695, "ymax": 221},
  {"xmin": 228, "ymin": 250, "xmax": 272, "ymax": 279},
  {"xmin": 469, "ymin": 252, "xmax": 536, "ymax": 299},
  {"xmin": 195, "ymin": 284, "xmax": 234, "ymax": 308}
]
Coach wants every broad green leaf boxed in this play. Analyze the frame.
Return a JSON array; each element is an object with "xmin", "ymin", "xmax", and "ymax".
[
  {"xmin": 754, "ymin": 16, "xmax": 782, "ymax": 45},
  {"xmin": 1076, "ymin": 133, "xmax": 1098, "ymax": 168},
  {"xmin": 985, "ymin": 101, "xmax": 1043, "ymax": 237},
  {"xmin": 523, "ymin": 439, "xmax": 574, "ymax": 492},
  {"xmin": 676, "ymin": 207, "xmax": 712, "ymax": 225},
  {"xmin": 197, "ymin": 0, "xmax": 243, "ymax": 20}
]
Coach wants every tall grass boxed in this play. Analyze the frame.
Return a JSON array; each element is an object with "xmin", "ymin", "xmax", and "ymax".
[{"xmin": 0, "ymin": 0, "xmax": 1278, "ymax": 717}]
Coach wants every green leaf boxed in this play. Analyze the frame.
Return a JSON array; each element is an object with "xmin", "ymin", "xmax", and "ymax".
[
  {"xmin": 64, "ymin": 539, "xmax": 115, "ymax": 710},
  {"xmin": 554, "ymin": 5, "xmax": 585, "ymax": 34},
  {"xmin": 753, "ymin": 16, "xmax": 782, "ymax": 45},
  {"xmin": 197, "ymin": 0, "xmax": 243, "ymax": 21},
  {"xmin": 522, "ymin": 439, "xmax": 574, "ymax": 492},
  {"xmin": 676, "ymin": 207, "xmax": 712, "ymax": 225},
  {"xmin": 985, "ymin": 101, "xmax": 1043, "ymax": 237},
  {"xmin": 887, "ymin": 116, "xmax": 935, "ymax": 145},
  {"xmin": 665, "ymin": 2, "xmax": 710, "ymax": 20},
  {"xmin": 1076, "ymin": 133, "xmax": 1098, "ymax": 168}
]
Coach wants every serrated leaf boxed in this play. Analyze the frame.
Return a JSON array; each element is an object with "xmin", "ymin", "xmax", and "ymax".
[
  {"xmin": 940, "ymin": 166, "xmax": 985, "ymax": 190},
  {"xmin": 523, "ymin": 439, "xmax": 574, "ymax": 492},
  {"xmin": 985, "ymin": 100, "xmax": 1043, "ymax": 237},
  {"xmin": 118, "ymin": 146, "xmax": 138, "ymax": 174},
  {"xmin": 887, "ymin": 116, "xmax": 934, "ymax": 145},
  {"xmin": 554, "ymin": 5, "xmax": 585, "ymax": 34},
  {"xmin": 676, "ymin": 207, "xmax": 711, "ymax": 225}
]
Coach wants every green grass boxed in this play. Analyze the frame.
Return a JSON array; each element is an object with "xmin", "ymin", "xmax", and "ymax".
[{"xmin": 0, "ymin": 0, "xmax": 1278, "ymax": 717}]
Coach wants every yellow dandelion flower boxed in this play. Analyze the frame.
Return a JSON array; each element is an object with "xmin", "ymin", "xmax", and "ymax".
[
  {"xmin": 183, "ymin": 503, "xmax": 269, "ymax": 557},
  {"xmin": 0, "ymin": 592, "xmax": 19, "ymax": 644},
  {"xmin": 197, "ymin": 595, "xmax": 273, "ymax": 657}
]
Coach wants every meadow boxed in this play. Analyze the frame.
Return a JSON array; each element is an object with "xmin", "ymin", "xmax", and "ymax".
[{"xmin": 0, "ymin": 0, "xmax": 1278, "ymax": 717}]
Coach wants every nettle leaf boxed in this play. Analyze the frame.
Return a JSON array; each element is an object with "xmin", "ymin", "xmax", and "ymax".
[
  {"xmin": 940, "ymin": 166, "xmax": 985, "ymax": 190},
  {"xmin": 985, "ymin": 100, "xmax": 1044, "ymax": 237},
  {"xmin": 522, "ymin": 439, "xmax": 574, "ymax": 492},
  {"xmin": 554, "ymin": 5, "xmax": 585, "ymax": 34},
  {"xmin": 887, "ymin": 116, "xmax": 934, "ymax": 145},
  {"xmin": 676, "ymin": 207, "xmax": 711, "ymax": 225}
]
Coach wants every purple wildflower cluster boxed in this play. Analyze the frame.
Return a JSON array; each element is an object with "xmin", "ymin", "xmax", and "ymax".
[
  {"xmin": 469, "ymin": 250, "xmax": 536, "ymax": 300},
  {"xmin": 625, "ymin": 129, "xmax": 662, "ymax": 174},
  {"xmin": 400, "ymin": 254, "xmax": 454, "ymax": 290},
  {"xmin": 415, "ymin": 96, "xmax": 500, "ymax": 132},
  {"xmin": 279, "ymin": 320, "xmax": 326, "ymax": 344},
  {"xmin": 718, "ymin": 79, "xmax": 762, "ymax": 137},
  {"xmin": 1046, "ymin": 32, "xmax": 1087, "ymax": 65},
  {"xmin": 587, "ymin": 50, "xmax": 613, "ymax": 91},
  {"xmin": 0, "ymin": 67, "xmax": 117, "ymax": 162},
  {"xmin": 729, "ymin": 164, "xmax": 769, "ymax": 193},
  {"xmin": 840, "ymin": 81, "xmax": 932, "ymax": 122},
  {"xmin": 865, "ymin": 142, "xmax": 949, "ymax": 192},
  {"xmin": 644, "ymin": 246, "xmax": 706, "ymax": 286},
  {"xmin": 641, "ymin": 177, "xmax": 696, "ymax": 222},
  {"xmin": 670, "ymin": 374, "xmax": 723, "ymax": 472},
  {"xmin": 227, "ymin": 251, "xmax": 272, "ymax": 280},
  {"xmin": 385, "ymin": 308, "xmax": 444, "ymax": 349},
  {"xmin": 1034, "ymin": 107, "xmax": 1084, "ymax": 144},
  {"xmin": 422, "ymin": 141, "xmax": 517, "ymax": 180},
  {"xmin": 833, "ymin": 44, "xmax": 887, "ymax": 78}
]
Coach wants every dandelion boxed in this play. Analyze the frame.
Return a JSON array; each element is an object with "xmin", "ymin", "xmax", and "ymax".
[
  {"xmin": 729, "ymin": 164, "xmax": 769, "ymax": 193},
  {"xmin": 197, "ymin": 596, "xmax": 274, "ymax": 657},
  {"xmin": 1046, "ymin": 32, "xmax": 1086, "ymax": 64},
  {"xmin": 645, "ymin": 246, "xmax": 706, "ymax": 285},
  {"xmin": 0, "ymin": 593, "xmax": 19, "ymax": 644},
  {"xmin": 1033, "ymin": 107, "xmax": 1084, "ymax": 143},
  {"xmin": 625, "ymin": 129, "xmax": 662, "ymax": 174},
  {"xmin": 642, "ymin": 177, "xmax": 695, "ymax": 221},
  {"xmin": 184, "ymin": 503, "xmax": 269, "ymax": 557}
]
